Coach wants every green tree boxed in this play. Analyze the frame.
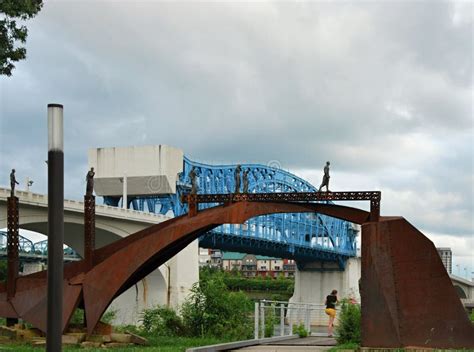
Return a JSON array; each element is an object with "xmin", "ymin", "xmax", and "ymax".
[{"xmin": 1, "ymin": 0, "xmax": 43, "ymax": 76}]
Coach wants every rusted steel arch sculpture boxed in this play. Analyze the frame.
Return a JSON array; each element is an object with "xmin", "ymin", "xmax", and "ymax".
[
  {"xmin": 1, "ymin": 199, "xmax": 473, "ymax": 348},
  {"xmin": 0, "ymin": 201, "xmax": 366, "ymax": 335}
]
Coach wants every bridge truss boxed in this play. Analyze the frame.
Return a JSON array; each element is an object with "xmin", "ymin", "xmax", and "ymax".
[
  {"xmin": 103, "ymin": 157, "xmax": 359, "ymax": 268},
  {"xmin": 0, "ymin": 231, "xmax": 80, "ymax": 263}
]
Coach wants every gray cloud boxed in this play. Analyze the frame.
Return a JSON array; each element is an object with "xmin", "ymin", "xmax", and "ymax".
[{"xmin": 0, "ymin": 1, "xmax": 472, "ymax": 263}]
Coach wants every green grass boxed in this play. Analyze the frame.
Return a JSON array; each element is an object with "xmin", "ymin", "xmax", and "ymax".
[
  {"xmin": 328, "ymin": 342, "xmax": 359, "ymax": 351},
  {"xmin": 0, "ymin": 336, "xmax": 228, "ymax": 352}
]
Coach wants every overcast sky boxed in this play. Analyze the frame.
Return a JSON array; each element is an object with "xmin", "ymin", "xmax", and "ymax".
[{"xmin": 0, "ymin": 0, "xmax": 472, "ymax": 278}]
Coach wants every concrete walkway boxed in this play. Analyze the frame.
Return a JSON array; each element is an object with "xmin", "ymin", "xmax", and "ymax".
[{"xmin": 228, "ymin": 336, "xmax": 337, "ymax": 352}]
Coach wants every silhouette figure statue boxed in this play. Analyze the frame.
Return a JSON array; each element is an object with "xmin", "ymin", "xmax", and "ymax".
[
  {"xmin": 189, "ymin": 167, "xmax": 198, "ymax": 194},
  {"xmin": 242, "ymin": 169, "xmax": 249, "ymax": 193},
  {"xmin": 10, "ymin": 169, "xmax": 19, "ymax": 197},
  {"xmin": 86, "ymin": 167, "xmax": 95, "ymax": 196},
  {"xmin": 234, "ymin": 165, "xmax": 242, "ymax": 193},
  {"xmin": 318, "ymin": 161, "xmax": 331, "ymax": 192}
]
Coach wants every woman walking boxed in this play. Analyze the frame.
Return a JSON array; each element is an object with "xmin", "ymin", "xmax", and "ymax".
[{"xmin": 325, "ymin": 289, "xmax": 338, "ymax": 337}]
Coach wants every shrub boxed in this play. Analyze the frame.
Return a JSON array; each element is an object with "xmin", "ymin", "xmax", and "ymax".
[
  {"xmin": 181, "ymin": 276, "xmax": 253, "ymax": 339},
  {"xmin": 470, "ymin": 310, "xmax": 474, "ymax": 323},
  {"xmin": 264, "ymin": 304, "xmax": 277, "ymax": 337},
  {"xmin": 140, "ymin": 306, "xmax": 186, "ymax": 336},
  {"xmin": 292, "ymin": 323, "xmax": 308, "ymax": 337},
  {"xmin": 335, "ymin": 300, "xmax": 361, "ymax": 345},
  {"xmin": 101, "ymin": 308, "xmax": 117, "ymax": 324}
]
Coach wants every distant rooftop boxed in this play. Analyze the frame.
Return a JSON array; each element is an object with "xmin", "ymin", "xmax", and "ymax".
[{"xmin": 222, "ymin": 251, "xmax": 281, "ymax": 260}]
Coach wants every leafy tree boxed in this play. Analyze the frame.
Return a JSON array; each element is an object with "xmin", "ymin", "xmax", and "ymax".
[{"xmin": 0, "ymin": 0, "xmax": 43, "ymax": 76}]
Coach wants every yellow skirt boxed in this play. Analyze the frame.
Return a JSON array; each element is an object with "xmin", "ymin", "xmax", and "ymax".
[{"xmin": 325, "ymin": 308, "xmax": 336, "ymax": 318}]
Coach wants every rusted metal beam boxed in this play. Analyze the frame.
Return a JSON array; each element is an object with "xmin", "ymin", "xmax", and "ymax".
[
  {"xmin": 6, "ymin": 196, "xmax": 19, "ymax": 327},
  {"xmin": 182, "ymin": 191, "xmax": 381, "ymax": 204},
  {"xmin": 84, "ymin": 195, "xmax": 95, "ymax": 269}
]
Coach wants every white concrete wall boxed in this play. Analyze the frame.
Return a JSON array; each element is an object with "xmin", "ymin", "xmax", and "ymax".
[{"xmin": 88, "ymin": 145, "xmax": 184, "ymax": 196}]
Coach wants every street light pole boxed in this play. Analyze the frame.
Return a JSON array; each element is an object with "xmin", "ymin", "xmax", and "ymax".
[{"xmin": 47, "ymin": 104, "xmax": 64, "ymax": 351}]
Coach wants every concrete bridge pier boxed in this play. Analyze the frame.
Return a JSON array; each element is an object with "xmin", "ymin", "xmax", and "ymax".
[{"xmin": 288, "ymin": 257, "xmax": 361, "ymax": 326}]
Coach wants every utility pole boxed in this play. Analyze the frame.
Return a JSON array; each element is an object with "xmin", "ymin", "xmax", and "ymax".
[{"xmin": 47, "ymin": 104, "xmax": 64, "ymax": 352}]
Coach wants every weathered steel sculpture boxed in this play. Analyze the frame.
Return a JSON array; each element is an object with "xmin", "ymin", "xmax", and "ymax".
[
  {"xmin": 318, "ymin": 161, "xmax": 330, "ymax": 192},
  {"xmin": 9, "ymin": 169, "xmax": 19, "ymax": 198},
  {"xmin": 6, "ymin": 194, "xmax": 19, "ymax": 326},
  {"xmin": 86, "ymin": 167, "xmax": 95, "ymax": 197},
  {"xmin": 189, "ymin": 167, "xmax": 198, "ymax": 194},
  {"xmin": 0, "ymin": 191, "xmax": 473, "ymax": 348},
  {"xmin": 234, "ymin": 165, "xmax": 241, "ymax": 193},
  {"xmin": 242, "ymin": 169, "xmax": 249, "ymax": 194}
]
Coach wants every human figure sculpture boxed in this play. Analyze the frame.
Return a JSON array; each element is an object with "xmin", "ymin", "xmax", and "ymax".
[
  {"xmin": 234, "ymin": 165, "xmax": 242, "ymax": 193},
  {"xmin": 86, "ymin": 167, "xmax": 95, "ymax": 196},
  {"xmin": 10, "ymin": 169, "xmax": 19, "ymax": 197},
  {"xmin": 242, "ymin": 169, "xmax": 249, "ymax": 193},
  {"xmin": 318, "ymin": 161, "xmax": 331, "ymax": 192},
  {"xmin": 189, "ymin": 167, "xmax": 198, "ymax": 194}
]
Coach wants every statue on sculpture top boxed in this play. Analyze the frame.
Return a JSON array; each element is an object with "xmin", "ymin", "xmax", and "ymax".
[
  {"xmin": 318, "ymin": 161, "xmax": 331, "ymax": 192},
  {"xmin": 189, "ymin": 167, "xmax": 198, "ymax": 194},
  {"xmin": 10, "ymin": 169, "xmax": 19, "ymax": 198},
  {"xmin": 242, "ymin": 169, "xmax": 249, "ymax": 193},
  {"xmin": 86, "ymin": 167, "xmax": 95, "ymax": 196},
  {"xmin": 234, "ymin": 165, "xmax": 242, "ymax": 193}
]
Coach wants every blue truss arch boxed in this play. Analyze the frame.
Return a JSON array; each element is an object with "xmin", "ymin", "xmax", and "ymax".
[{"xmin": 104, "ymin": 156, "xmax": 358, "ymax": 268}]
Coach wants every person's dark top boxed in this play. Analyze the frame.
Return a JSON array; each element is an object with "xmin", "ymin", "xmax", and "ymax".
[{"xmin": 326, "ymin": 295, "xmax": 337, "ymax": 309}]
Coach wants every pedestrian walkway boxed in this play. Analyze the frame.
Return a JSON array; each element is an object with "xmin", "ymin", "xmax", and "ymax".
[{"xmin": 228, "ymin": 336, "xmax": 337, "ymax": 352}]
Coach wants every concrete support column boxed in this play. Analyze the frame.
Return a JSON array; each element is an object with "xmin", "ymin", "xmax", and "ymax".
[
  {"xmin": 289, "ymin": 258, "xmax": 361, "ymax": 326},
  {"xmin": 122, "ymin": 174, "xmax": 127, "ymax": 209},
  {"xmin": 168, "ymin": 239, "xmax": 199, "ymax": 308}
]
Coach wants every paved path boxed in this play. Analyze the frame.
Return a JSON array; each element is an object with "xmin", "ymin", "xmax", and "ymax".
[{"xmin": 228, "ymin": 336, "xmax": 337, "ymax": 352}]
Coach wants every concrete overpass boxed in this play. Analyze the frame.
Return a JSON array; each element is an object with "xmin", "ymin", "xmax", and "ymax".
[
  {"xmin": 0, "ymin": 187, "xmax": 199, "ymax": 325},
  {"xmin": 451, "ymin": 274, "xmax": 474, "ymax": 311}
]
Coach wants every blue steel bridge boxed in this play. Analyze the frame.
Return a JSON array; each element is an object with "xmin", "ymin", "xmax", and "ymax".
[
  {"xmin": 0, "ymin": 231, "xmax": 81, "ymax": 263},
  {"xmin": 104, "ymin": 157, "xmax": 358, "ymax": 270}
]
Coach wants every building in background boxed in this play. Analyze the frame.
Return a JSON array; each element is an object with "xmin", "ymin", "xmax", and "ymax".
[
  {"xmin": 437, "ymin": 247, "xmax": 452, "ymax": 274},
  {"xmin": 217, "ymin": 251, "xmax": 295, "ymax": 278}
]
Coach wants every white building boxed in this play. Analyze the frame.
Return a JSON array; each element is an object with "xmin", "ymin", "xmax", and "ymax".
[{"xmin": 437, "ymin": 247, "xmax": 453, "ymax": 274}]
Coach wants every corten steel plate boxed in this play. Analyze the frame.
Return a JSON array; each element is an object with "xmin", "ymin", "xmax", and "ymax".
[{"xmin": 361, "ymin": 218, "xmax": 474, "ymax": 348}]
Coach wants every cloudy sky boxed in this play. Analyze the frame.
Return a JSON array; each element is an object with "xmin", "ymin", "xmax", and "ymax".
[{"xmin": 0, "ymin": 1, "xmax": 472, "ymax": 278}]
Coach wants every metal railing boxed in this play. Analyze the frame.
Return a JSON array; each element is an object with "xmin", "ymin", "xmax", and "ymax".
[{"xmin": 254, "ymin": 300, "xmax": 338, "ymax": 339}]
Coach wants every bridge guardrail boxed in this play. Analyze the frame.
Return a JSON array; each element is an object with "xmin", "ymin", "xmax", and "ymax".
[{"xmin": 255, "ymin": 299, "xmax": 344, "ymax": 339}]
